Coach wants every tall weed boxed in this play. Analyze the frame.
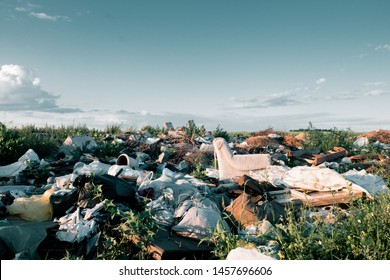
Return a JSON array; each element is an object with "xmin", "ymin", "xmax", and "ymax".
[
  {"xmin": 275, "ymin": 194, "xmax": 390, "ymax": 259},
  {"xmin": 304, "ymin": 122, "xmax": 356, "ymax": 152}
]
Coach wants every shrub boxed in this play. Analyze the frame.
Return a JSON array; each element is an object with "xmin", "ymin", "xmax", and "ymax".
[
  {"xmin": 93, "ymin": 141, "xmax": 125, "ymax": 162},
  {"xmin": 304, "ymin": 122, "xmax": 356, "ymax": 152},
  {"xmin": 96, "ymin": 208, "xmax": 159, "ymax": 260},
  {"xmin": 0, "ymin": 123, "xmax": 59, "ymax": 165},
  {"xmin": 275, "ymin": 193, "xmax": 390, "ymax": 260},
  {"xmin": 183, "ymin": 120, "xmax": 207, "ymax": 144},
  {"xmin": 213, "ymin": 124, "xmax": 230, "ymax": 141},
  {"xmin": 140, "ymin": 125, "xmax": 167, "ymax": 137}
]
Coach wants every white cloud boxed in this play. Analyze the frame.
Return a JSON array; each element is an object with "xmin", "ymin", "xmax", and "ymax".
[
  {"xmin": 29, "ymin": 12, "xmax": 70, "ymax": 22},
  {"xmin": 329, "ymin": 92, "xmax": 360, "ymax": 100},
  {"xmin": 315, "ymin": 78, "xmax": 326, "ymax": 85},
  {"xmin": 357, "ymin": 53, "xmax": 368, "ymax": 59},
  {"xmin": 14, "ymin": 4, "xmax": 70, "ymax": 22},
  {"xmin": 363, "ymin": 82, "xmax": 385, "ymax": 87},
  {"xmin": 374, "ymin": 44, "xmax": 390, "ymax": 51},
  {"xmin": 0, "ymin": 64, "xmax": 79, "ymax": 112},
  {"xmin": 15, "ymin": 7, "xmax": 28, "ymax": 12},
  {"xmin": 229, "ymin": 97, "xmax": 258, "ymax": 103},
  {"xmin": 364, "ymin": 89, "xmax": 389, "ymax": 96},
  {"xmin": 261, "ymin": 95, "xmax": 303, "ymax": 107}
]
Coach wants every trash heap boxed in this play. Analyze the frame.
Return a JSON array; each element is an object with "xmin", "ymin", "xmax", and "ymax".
[{"xmin": 0, "ymin": 123, "xmax": 389, "ymax": 260}]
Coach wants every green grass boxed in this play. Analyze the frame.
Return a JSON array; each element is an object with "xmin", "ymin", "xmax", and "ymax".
[{"xmin": 274, "ymin": 193, "xmax": 390, "ymax": 260}]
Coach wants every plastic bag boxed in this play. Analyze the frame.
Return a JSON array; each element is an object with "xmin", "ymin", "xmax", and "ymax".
[
  {"xmin": 6, "ymin": 188, "xmax": 54, "ymax": 221},
  {"xmin": 93, "ymin": 174, "xmax": 137, "ymax": 205}
]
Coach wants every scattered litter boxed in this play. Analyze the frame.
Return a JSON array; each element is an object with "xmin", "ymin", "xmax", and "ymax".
[
  {"xmin": 226, "ymin": 247, "xmax": 275, "ymax": 260},
  {"xmin": 1, "ymin": 123, "xmax": 389, "ymax": 260},
  {"xmin": 0, "ymin": 149, "xmax": 39, "ymax": 178},
  {"xmin": 59, "ymin": 135, "xmax": 97, "ymax": 156},
  {"xmin": 343, "ymin": 169, "xmax": 389, "ymax": 198},
  {"xmin": 6, "ymin": 188, "xmax": 54, "ymax": 222}
]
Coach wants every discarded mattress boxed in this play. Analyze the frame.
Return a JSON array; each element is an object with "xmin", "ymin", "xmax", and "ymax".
[
  {"xmin": 249, "ymin": 165, "xmax": 290, "ymax": 188},
  {"xmin": 281, "ymin": 166, "xmax": 349, "ymax": 192}
]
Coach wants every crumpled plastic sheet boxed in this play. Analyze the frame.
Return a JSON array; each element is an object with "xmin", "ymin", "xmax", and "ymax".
[
  {"xmin": 172, "ymin": 205, "xmax": 230, "ymax": 240},
  {"xmin": 138, "ymin": 168, "xmax": 201, "ymax": 199},
  {"xmin": 343, "ymin": 169, "xmax": 389, "ymax": 198},
  {"xmin": 55, "ymin": 174, "xmax": 75, "ymax": 189},
  {"xmin": 108, "ymin": 164, "xmax": 140, "ymax": 178},
  {"xmin": 0, "ymin": 185, "xmax": 36, "ymax": 196},
  {"xmin": 56, "ymin": 207, "xmax": 98, "ymax": 243},
  {"xmin": 72, "ymin": 160, "xmax": 111, "ymax": 176},
  {"xmin": 353, "ymin": 137, "xmax": 369, "ymax": 148},
  {"xmin": 146, "ymin": 188, "xmax": 175, "ymax": 226},
  {"xmin": 0, "ymin": 219, "xmax": 50, "ymax": 259},
  {"xmin": 0, "ymin": 149, "xmax": 40, "ymax": 178},
  {"xmin": 6, "ymin": 188, "xmax": 54, "ymax": 222},
  {"xmin": 174, "ymin": 192, "xmax": 218, "ymax": 219},
  {"xmin": 142, "ymin": 168, "xmax": 220, "ymax": 229}
]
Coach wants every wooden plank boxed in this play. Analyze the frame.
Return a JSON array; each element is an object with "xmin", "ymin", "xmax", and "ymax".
[
  {"xmin": 289, "ymin": 185, "xmax": 365, "ymax": 206},
  {"xmin": 312, "ymin": 148, "xmax": 347, "ymax": 166},
  {"xmin": 290, "ymin": 148, "xmax": 321, "ymax": 158},
  {"xmin": 121, "ymin": 225, "xmax": 213, "ymax": 260},
  {"xmin": 290, "ymin": 147, "xmax": 347, "ymax": 166},
  {"xmin": 268, "ymin": 189, "xmax": 302, "ymax": 206}
]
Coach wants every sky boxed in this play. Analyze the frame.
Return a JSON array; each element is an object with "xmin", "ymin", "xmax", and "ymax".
[{"xmin": 1, "ymin": 0, "xmax": 390, "ymax": 132}]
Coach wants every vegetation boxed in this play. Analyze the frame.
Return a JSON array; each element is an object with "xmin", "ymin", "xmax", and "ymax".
[
  {"xmin": 212, "ymin": 124, "xmax": 230, "ymax": 141},
  {"xmin": 303, "ymin": 122, "xmax": 356, "ymax": 152},
  {"xmin": 183, "ymin": 120, "xmax": 207, "ymax": 144},
  {"xmin": 140, "ymin": 125, "xmax": 167, "ymax": 137},
  {"xmin": 201, "ymin": 221, "xmax": 243, "ymax": 259},
  {"xmin": 275, "ymin": 193, "xmax": 390, "ymax": 259},
  {"xmin": 96, "ymin": 208, "xmax": 159, "ymax": 260}
]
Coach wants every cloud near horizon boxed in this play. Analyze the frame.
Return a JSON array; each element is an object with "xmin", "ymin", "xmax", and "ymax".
[
  {"xmin": 374, "ymin": 44, "xmax": 390, "ymax": 51},
  {"xmin": 363, "ymin": 81, "xmax": 385, "ymax": 87},
  {"xmin": 228, "ymin": 87, "xmax": 313, "ymax": 110},
  {"xmin": 15, "ymin": 4, "xmax": 70, "ymax": 22},
  {"xmin": 0, "ymin": 64, "xmax": 80, "ymax": 112},
  {"xmin": 364, "ymin": 89, "xmax": 389, "ymax": 96},
  {"xmin": 2, "ymin": 108, "xmax": 387, "ymax": 133},
  {"xmin": 29, "ymin": 12, "xmax": 70, "ymax": 22},
  {"xmin": 315, "ymin": 78, "xmax": 327, "ymax": 85}
]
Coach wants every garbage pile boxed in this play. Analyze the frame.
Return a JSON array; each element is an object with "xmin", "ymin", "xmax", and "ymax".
[{"xmin": 0, "ymin": 123, "xmax": 389, "ymax": 260}]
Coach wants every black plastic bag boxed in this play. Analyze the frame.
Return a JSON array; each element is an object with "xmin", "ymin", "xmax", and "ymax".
[
  {"xmin": 50, "ymin": 188, "xmax": 79, "ymax": 218},
  {"xmin": 93, "ymin": 174, "xmax": 137, "ymax": 205}
]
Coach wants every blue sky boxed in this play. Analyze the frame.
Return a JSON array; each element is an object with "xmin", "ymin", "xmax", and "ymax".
[{"xmin": 1, "ymin": 0, "xmax": 390, "ymax": 132}]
